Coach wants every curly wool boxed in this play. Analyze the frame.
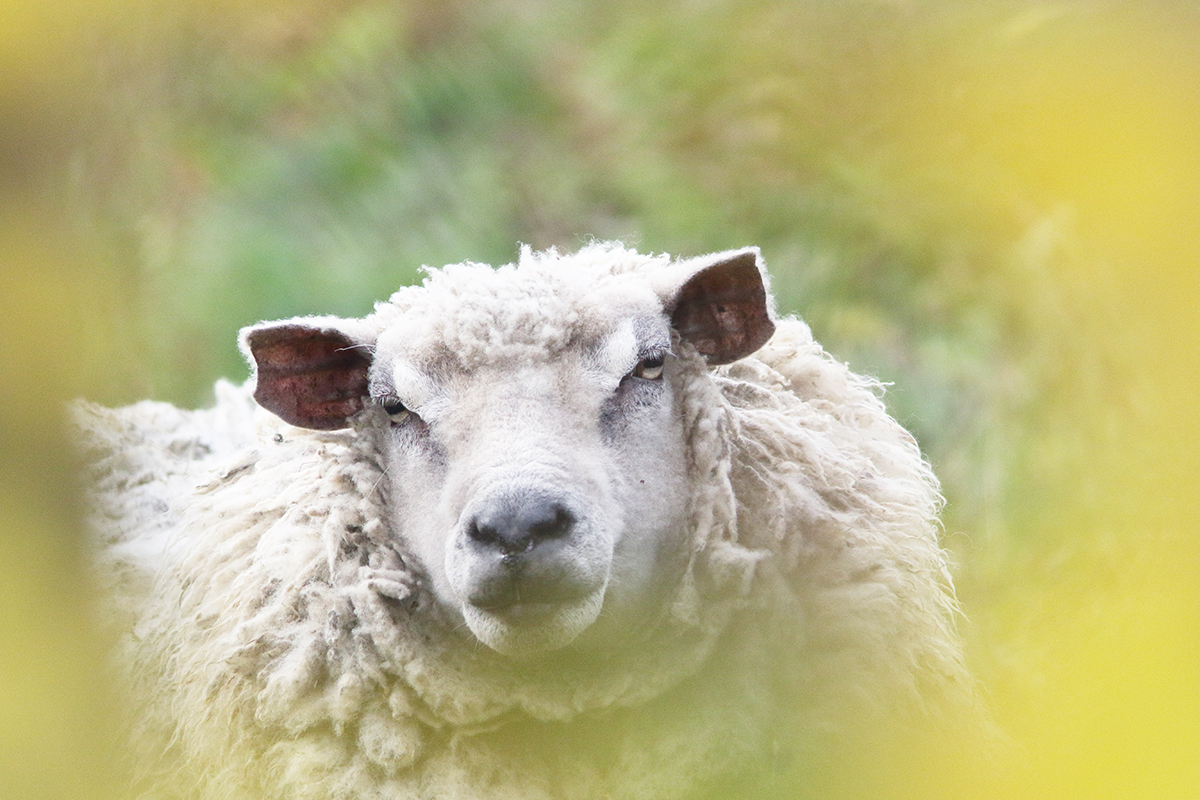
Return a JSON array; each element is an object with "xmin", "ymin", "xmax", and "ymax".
[{"xmin": 78, "ymin": 244, "xmax": 986, "ymax": 800}]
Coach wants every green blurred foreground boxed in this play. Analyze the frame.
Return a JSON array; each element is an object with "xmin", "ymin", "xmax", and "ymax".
[{"xmin": 2, "ymin": 1, "xmax": 1197, "ymax": 798}]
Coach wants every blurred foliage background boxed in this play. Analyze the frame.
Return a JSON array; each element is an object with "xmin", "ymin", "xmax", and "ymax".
[{"xmin": 2, "ymin": 0, "xmax": 1197, "ymax": 798}]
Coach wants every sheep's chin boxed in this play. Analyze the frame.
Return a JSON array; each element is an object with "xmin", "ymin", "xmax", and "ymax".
[{"xmin": 461, "ymin": 592, "xmax": 605, "ymax": 656}]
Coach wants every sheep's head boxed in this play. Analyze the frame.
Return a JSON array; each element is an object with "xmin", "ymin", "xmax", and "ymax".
[{"xmin": 241, "ymin": 247, "xmax": 774, "ymax": 657}]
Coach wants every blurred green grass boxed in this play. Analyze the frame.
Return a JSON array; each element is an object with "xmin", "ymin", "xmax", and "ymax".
[{"xmin": 4, "ymin": 1, "xmax": 1197, "ymax": 798}]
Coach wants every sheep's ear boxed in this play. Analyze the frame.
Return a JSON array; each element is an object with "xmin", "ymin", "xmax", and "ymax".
[
  {"xmin": 662, "ymin": 247, "xmax": 775, "ymax": 365},
  {"xmin": 240, "ymin": 318, "xmax": 373, "ymax": 430}
]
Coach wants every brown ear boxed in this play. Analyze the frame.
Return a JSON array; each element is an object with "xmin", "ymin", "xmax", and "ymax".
[
  {"xmin": 666, "ymin": 248, "xmax": 775, "ymax": 365},
  {"xmin": 241, "ymin": 320, "xmax": 372, "ymax": 430}
]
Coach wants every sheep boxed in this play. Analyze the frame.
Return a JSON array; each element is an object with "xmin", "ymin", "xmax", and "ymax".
[{"xmin": 76, "ymin": 243, "xmax": 992, "ymax": 800}]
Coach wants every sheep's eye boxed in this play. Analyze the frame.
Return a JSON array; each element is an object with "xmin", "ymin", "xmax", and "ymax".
[
  {"xmin": 378, "ymin": 396, "xmax": 410, "ymax": 422},
  {"xmin": 632, "ymin": 355, "xmax": 665, "ymax": 381}
]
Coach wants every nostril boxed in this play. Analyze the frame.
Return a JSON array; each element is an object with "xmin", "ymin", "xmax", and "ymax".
[
  {"xmin": 468, "ymin": 516, "xmax": 503, "ymax": 548},
  {"xmin": 525, "ymin": 505, "xmax": 573, "ymax": 543},
  {"xmin": 467, "ymin": 499, "xmax": 575, "ymax": 557}
]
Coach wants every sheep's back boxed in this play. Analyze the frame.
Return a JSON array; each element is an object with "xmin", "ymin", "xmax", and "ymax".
[{"xmin": 73, "ymin": 380, "xmax": 258, "ymax": 605}]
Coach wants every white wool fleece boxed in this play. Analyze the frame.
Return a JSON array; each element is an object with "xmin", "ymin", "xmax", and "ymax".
[{"xmin": 76, "ymin": 242, "xmax": 993, "ymax": 800}]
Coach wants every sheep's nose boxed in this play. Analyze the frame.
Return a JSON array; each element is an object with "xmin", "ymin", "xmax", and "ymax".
[{"xmin": 467, "ymin": 499, "xmax": 575, "ymax": 559}]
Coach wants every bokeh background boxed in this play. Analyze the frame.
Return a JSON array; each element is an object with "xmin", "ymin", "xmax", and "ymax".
[{"xmin": 2, "ymin": 1, "xmax": 1196, "ymax": 798}]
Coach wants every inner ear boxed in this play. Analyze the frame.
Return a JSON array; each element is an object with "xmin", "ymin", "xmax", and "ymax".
[
  {"xmin": 244, "ymin": 322, "xmax": 372, "ymax": 430},
  {"xmin": 668, "ymin": 249, "xmax": 775, "ymax": 365}
]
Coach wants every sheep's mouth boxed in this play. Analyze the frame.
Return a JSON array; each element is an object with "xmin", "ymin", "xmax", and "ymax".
[
  {"xmin": 459, "ymin": 586, "xmax": 607, "ymax": 655},
  {"xmin": 467, "ymin": 578, "xmax": 595, "ymax": 614}
]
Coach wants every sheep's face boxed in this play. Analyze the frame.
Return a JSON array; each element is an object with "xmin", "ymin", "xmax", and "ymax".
[
  {"xmin": 243, "ymin": 247, "xmax": 774, "ymax": 657},
  {"xmin": 370, "ymin": 307, "xmax": 691, "ymax": 655}
]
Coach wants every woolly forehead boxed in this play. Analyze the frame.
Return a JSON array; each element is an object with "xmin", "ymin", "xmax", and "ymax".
[{"xmin": 367, "ymin": 259, "xmax": 672, "ymax": 389}]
